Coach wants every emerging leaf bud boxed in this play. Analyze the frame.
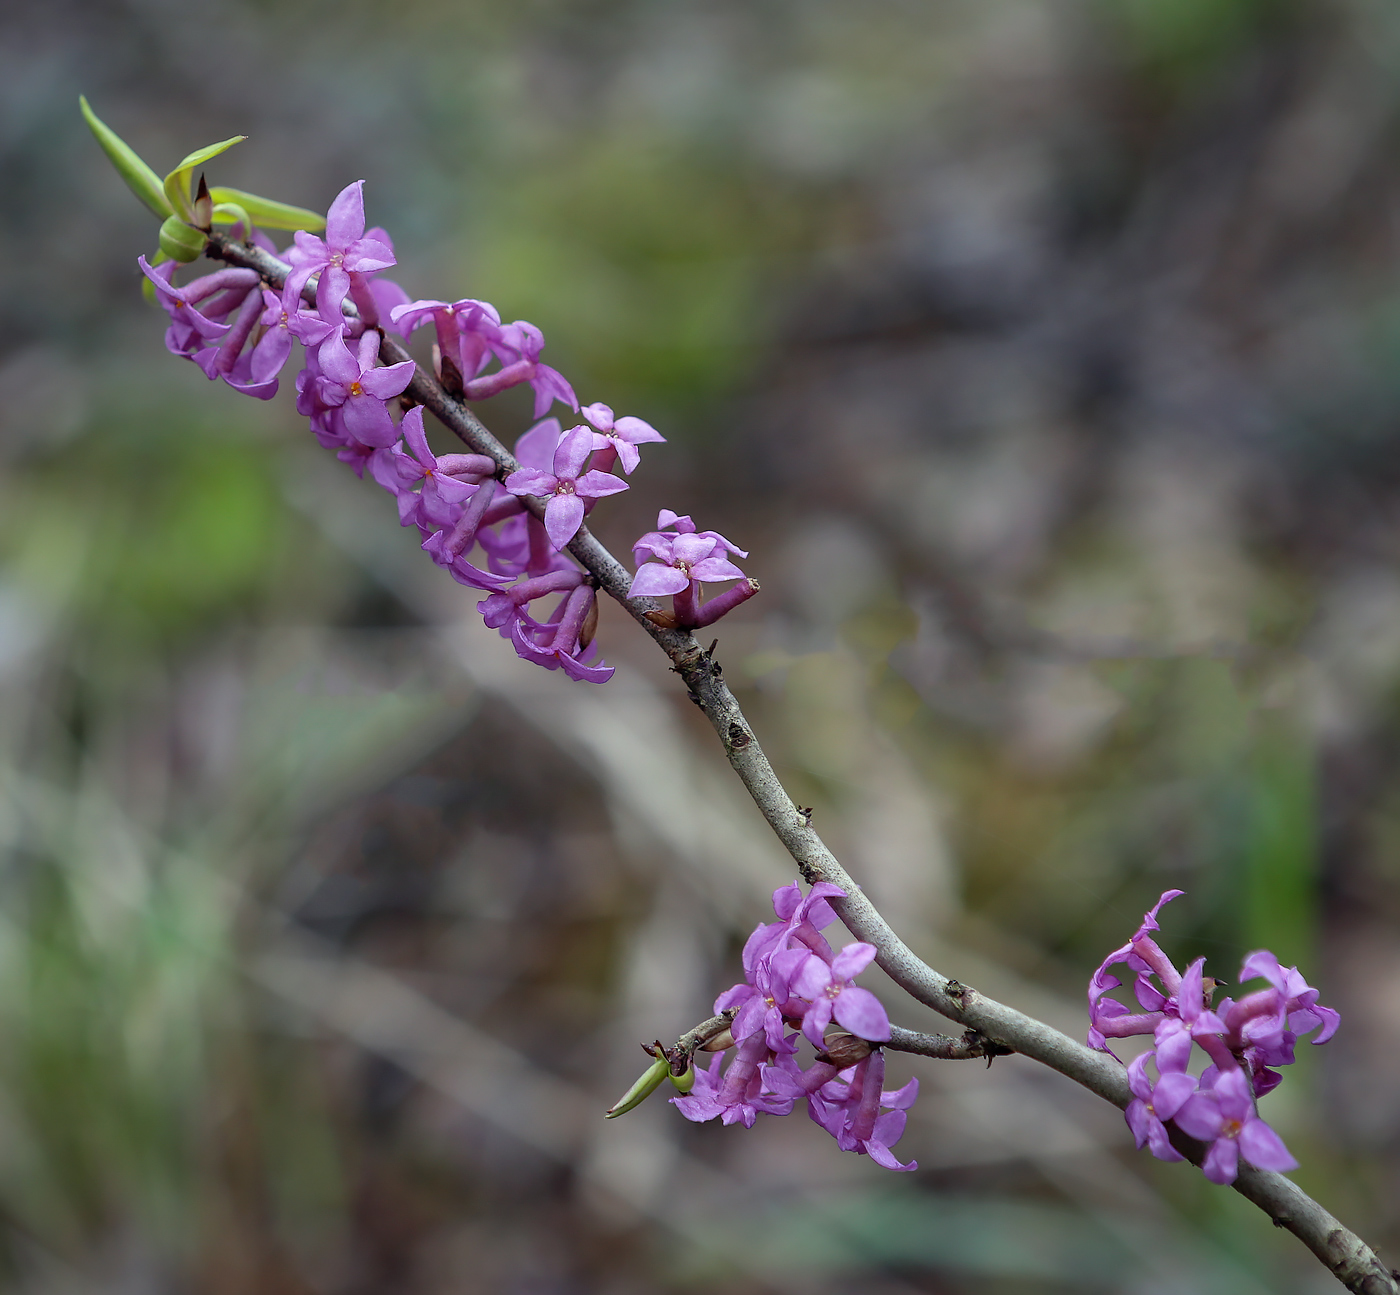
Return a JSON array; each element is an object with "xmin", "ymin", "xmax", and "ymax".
[
  {"xmin": 158, "ymin": 216, "xmax": 207, "ymax": 263},
  {"xmin": 604, "ymin": 1053, "xmax": 669, "ymax": 1119},
  {"xmin": 192, "ymin": 174, "xmax": 214, "ymax": 231},
  {"xmin": 668, "ymin": 1062, "xmax": 696, "ymax": 1093}
]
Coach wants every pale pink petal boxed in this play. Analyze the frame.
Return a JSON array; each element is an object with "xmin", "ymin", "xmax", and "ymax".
[{"xmin": 544, "ymin": 493, "xmax": 585, "ymax": 549}]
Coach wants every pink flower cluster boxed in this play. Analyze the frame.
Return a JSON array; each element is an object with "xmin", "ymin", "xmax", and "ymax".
[
  {"xmin": 675, "ymin": 881, "xmax": 919, "ymax": 1172},
  {"xmin": 137, "ymin": 180, "xmax": 761, "ymax": 683},
  {"xmin": 1088, "ymin": 891, "xmax": 1339, "ymax": 1184}
]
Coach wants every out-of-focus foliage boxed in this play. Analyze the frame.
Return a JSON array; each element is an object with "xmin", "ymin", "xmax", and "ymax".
[{"xmin": 3, "ymin": 0, "xmax": 1400, "ymax": 1291}]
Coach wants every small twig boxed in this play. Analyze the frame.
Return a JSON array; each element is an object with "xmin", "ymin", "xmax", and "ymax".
[{"xmin": 886, "ymin": 1024, "xmax": 1012, "ymax": 1063}]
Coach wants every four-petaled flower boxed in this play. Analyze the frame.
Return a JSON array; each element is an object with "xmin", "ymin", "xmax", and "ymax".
[
  {"xmin": 503, "ymin": 424, "xmax": 628, "ymax": 550},
  {"xmin": 580, "ymin": 402, "xmax": 665, "ymax": 474},
  {"xmin": 286, "ymin": 179, "xmax": 396, "ymax": 318},
  {"xmin": 1173, "ymin": 1065, "xmax": 1299, "ymax": 1185}
]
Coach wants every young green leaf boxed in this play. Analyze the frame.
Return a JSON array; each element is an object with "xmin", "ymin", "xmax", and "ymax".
[
  {"xmin": 209, "ymin": 187, "xmax": 326, "ymax": 232},
  {"xmin": 603, "ymin": 1055, "xmax": 669, "ymax": 1119},
  {"xmin": 79, "ymin": 96, "xmax": 173, "ymax": 220},
  {"xmin": 163, "ymin": 135, "xmax": 247, "ymax": 219}
]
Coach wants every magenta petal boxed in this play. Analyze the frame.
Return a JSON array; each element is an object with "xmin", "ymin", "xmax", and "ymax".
[
  {"xmin": 581, "ymin": 402, "xmax": 613, "ymax": 430},
  {"xmin": 715, "ymin": 983, "xmax": 754, "ymax": 1014},
  {"xmin": 361, "ymin": 359, "xmax": 416, "ymax": 400},
  {"xmin": 553, "ymin": 425, "xmax": 595, "ymax": 478},
  {"xmin": 318, "ymin": 336, "xmax": 360, "ymax": 385},
  {"xmin": 514, "ymin": 418, "xmax": 563, "ymax": 470},
  {"xmin": 831, "ymin": 942, "xmax": 877, "ymax": 980},
  {"xmin": 881, "ymin": 1076, "xmax": 919, "ymax": 1109},
  {"xmin": 575, "ymin": 469, "xmax": 629, "ymax": 500},
  {"xmin": 672, "ymin": 533, "xmax": 718, "ymax": 565},
  {"xmin": 866, "ymin": 1141, "xmax": 913, "ymax": 1171},
  {"xmin": 504, "ymin": 469, "xmax": 557, "ymax": 498},
  {"xmin": 1202, "ymin": 1138, "xmax": 1240, "ymax": 1185},
  {"xmin": 732, "ymin": 996, "xmax": 768, "ymax": 1041},
  {"xmin": 325, "ymin": 180, "xmax": 367, "ymax": 248},
  {"xmin": 832, "ymin": 987, "xmax": 890, "ymax": 1042},
  {"xmin": 401, "ymin": 406, "xmax": 432, "ymax": 464},
  {"xmin": 1173, "ymin": 1094, "xmax": 1223, "ymax": 1142},
  {"xmin": 559, "ymin": 654, "xmax": 614, "ymax": 683},
  {"xmin": 627, "ymin": 564, "xmax": 690, "ymax": 598},
  {"xmin": 792, "ymin": 954, "xmax": 834, "ymax": 1001},
  {"xmin": 1239, "ymin": 1118, "xmax": 1298, "ymax": 1173},
  {"xmin": 342, "ymin": 396, "xmax": 398, "ymax": 448},
  {"xmin": 689, "ymin": 556, "xmax": 746, "ymax": 584},
  {"xmin": 802, "ymin": 999, "xmax": 834, "ymax": 1046},
  {"xmin": 614, "ymin": 415, "xmax": 664, "ymax": 444},
  {"xmin": 544, "ymin": 494, "xmax": 585, "ymax": 549},
  {"xmin": 1151, "ymin": 1071, "xmax": 1197, "ymax": 1121}
]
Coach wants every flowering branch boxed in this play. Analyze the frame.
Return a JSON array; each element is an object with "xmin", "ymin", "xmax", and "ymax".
[{"xmin": 195, "ymin": 230, "xmax": 1397, "ymax": 1292}]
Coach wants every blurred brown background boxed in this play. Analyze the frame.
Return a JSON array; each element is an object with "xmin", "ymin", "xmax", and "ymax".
[{"xmin": 2, "ymin": 0, "xmax": 1399, "ymax": 1291}]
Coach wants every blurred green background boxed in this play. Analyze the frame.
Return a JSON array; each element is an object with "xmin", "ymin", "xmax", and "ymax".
[{"xmin": 2, "ymin": 0, "xmax": 1399, "ymax": 1291}]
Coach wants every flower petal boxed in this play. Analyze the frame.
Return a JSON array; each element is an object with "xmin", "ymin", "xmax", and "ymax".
[
  {"xmin": 832, "ymin": 987, "xmax": 890, "ymax": 1042},
  {"xmin": 544, "ymin": 493, "xmax": 585, "ymax": 549}
]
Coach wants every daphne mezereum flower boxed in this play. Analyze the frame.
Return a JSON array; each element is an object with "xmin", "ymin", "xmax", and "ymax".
[
  {"xmin": 462, "ymin": 319, "xmax": 577, "ymax": 418},
  {"xmin": 285, "ymin": 180, "xmax": 395, "ymax": 320},
  {"xmin": 315, "ymin": 330, "xmax": 415, "ymax": 448},
  {"xmin": 579, "ymin": 402, "xmax": 665, "ymax": 475},
  {"xmin": 376, "ymin": 407, "xmax": 496, "ymax": 532},
  {"xmin": 1087, "ymin": 890, "xmax": 1338, "ymax": 1183},
  {"xmin": 137, "ymin": 257, "xmax": 256, "ymax": 356},
  {"xmin": 790, "ymin": 942, "xmax": 892, "ymax": 1047},
  {"xmin": 1173, "ymin": 1064, "xmax": 1298, "ymax": 1185},
  {"xmin": 503, "ymin": 424, "xmax": 628, "ymax": 550}
]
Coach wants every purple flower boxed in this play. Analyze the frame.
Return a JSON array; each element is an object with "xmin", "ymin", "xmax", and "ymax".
[
  {"xmin": 579, "ymin": 402, "xmax": 665, "ymax": 475},
  {"xmin": 1124, "ymin": 1052, "xmax": 1187, "ymax": 1163},
  {"xmin": 1087, "ymin": 889, "xmax": 1185, "ymax": 1051},
  {"xmin": 316, "ymin": 330, "xmax": 416, "ymax": 448},
  {"xmin": 791, "ymin": 942, "xmax": 891, "ymax": 1046},
  {"xmin": 138, "ymin": 257, "xmax": 258, "ymax": 357},
  {"xmin": 376, "ymin": 406, "xmax": 496, "ymax": 532},
  {"xmin": 806, "ymin": 1051, "xmax": 917, "ymax": 1171},
  {"xmin": 462, "ymin": 319, "xmax": 577, "ymax": 418},
  {"xmin": 717, "ymin": 945, "xmax": 810, "ymax": 1052},
  {"xmin": 391, "ymin": 297, "xmax": 503, "ymax": 390},
  {"xmin": 250, "ymin": 286, "xmax": 337, "ymax": 386},
  {"xmin": 1173, "ymin": 1065, "xmax": 1298, "ymax": 1185},
  {"xmin": 672, "ymin": 1034, "xmax": 795, "ymax": 1128},
  {"xmin": 286, "ymin": 180, "xmax": 396, "ymax": 320},
  {"xmin": 503, "ymin": 425, "xmax": 628, "ymax": 550},
  {"xmin": 628, "ymin": 531, "xmax": 746, "ymax": 598},
  {"xmin": 507, "ymin": 583, "xmax": 614, "ymax": 683}
]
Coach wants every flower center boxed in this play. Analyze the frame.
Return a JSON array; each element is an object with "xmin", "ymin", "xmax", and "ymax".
[
  {"xmin": 555, "ymin": 481, "xmax": 576, "ymax": 496},
  {"xmin": 349, "ymin": 381, "xmax": 364, "ymax": 397},
  {"xmin": 1223, "ymin": 1118, "xmax": 1244, "ymax": 1139}
]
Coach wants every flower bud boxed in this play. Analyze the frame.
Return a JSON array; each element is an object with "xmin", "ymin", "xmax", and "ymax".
[{"xmin": 158, "ymin": 216, "xmax": 207, "ymax": 263}]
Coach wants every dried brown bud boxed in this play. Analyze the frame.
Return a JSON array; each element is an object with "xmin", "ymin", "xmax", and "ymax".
[
  {"xmin": 815, "ymin": 1031, "xmax": 873, "ymax": 1068},
  {"xmin": 700, "ymin": 1027, "xmax": 734, "ymax": 1053},
  {"xmin": 644, "ymin": 610, "xmax": 679, "ymax": 630},
  {"xmin": 579, "ymin": 592, "xmax": 599, "ymax": 650}
]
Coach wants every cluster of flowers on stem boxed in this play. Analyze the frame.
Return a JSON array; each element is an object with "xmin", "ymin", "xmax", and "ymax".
[
  {"xmin": 675, "ymin": 881, "xmax": 918, "ymax": 1171},
  {"xmin": 138, "ymin": 180, "xmax": 759, "ymax": 683},
  {"xmin": 1088, "ymin": 891, "xmax": 1339, "ymax": 1184}
]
